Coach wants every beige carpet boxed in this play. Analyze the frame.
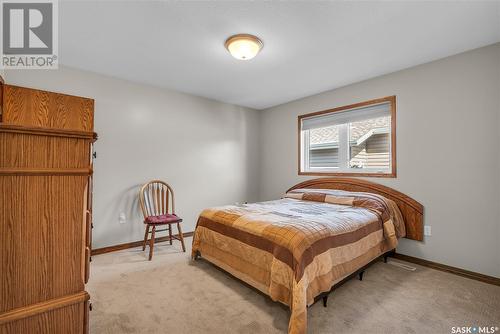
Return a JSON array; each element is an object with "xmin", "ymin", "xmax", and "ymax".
[{"xmin": 88, "ymin": 237, "xmax": 500, "ymax": 334}]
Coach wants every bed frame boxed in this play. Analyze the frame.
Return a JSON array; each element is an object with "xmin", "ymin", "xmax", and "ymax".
[
  {"xmin": 287, "ymin": 177, "xmax": 424, "ymax": 241},
  {"xmin": 312, "ymin": 248, "xmax": 395, "ymax": 308},
  {"xmin": 289, "ymin": 177, "xmax": 424, "ymax": 308}
]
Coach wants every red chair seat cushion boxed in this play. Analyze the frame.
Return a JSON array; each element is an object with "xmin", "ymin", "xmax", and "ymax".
[{"xmin": 145, "ymin": 214, "xmax": 182, "ymax": 224}]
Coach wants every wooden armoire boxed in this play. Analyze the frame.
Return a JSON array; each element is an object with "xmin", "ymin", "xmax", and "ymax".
[{"xmin": 0, "ymin": 78, "xmax": 96, "ymax": 333}]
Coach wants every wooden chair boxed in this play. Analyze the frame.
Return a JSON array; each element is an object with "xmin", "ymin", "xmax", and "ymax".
[{"xmin": 139, "ymin": 180, "xmax": 186, "ymax": 260}]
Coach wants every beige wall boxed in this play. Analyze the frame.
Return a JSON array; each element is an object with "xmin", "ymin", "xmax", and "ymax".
[
  {"xmin": 259, "ymin": 43, "xmax": 500, "ymax": 277},
  {"xmin": 5, "ymin": 44, "xmax": 499, "ymax": 277},
  {"xmin": 5, "ymin": 66, "xmax": 261, "ymax": 248}
]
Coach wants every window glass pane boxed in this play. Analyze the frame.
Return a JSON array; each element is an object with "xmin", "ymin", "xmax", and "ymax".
[
  {"xmin": 349, "ymin": 116, "xmax": 390, "ymax": 169},
  {"xmin": 309, "ymin": 125, "xmax": 340, "ymax": 168},
  {"xmin": 299, "ymin": 97, "xmax": 395, "ymax": 175}
]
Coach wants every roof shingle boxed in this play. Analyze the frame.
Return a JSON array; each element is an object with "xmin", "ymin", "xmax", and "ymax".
[{"xmin": 310, "ymin": 116, "xmax": 390, "ymax": 145}]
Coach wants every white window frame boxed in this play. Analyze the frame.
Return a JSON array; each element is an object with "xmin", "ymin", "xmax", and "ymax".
[{"xmin": 298, "ymin": 96, "xmax": 396, "ymax": 178}]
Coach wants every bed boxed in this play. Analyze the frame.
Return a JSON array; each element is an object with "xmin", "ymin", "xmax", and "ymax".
[{"xmin": 191, "ymin": 178, "xmax": 423, "ymax": 334}]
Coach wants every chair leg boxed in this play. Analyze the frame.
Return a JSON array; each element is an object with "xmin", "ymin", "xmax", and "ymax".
[
  {"xmin": 142, "ymin": 225, "xmax": 150, "ymax": 251},
  {"xmin": 168, "ymin": 224, "xmax": 173, "ymax": 245},
  {"xmin": 177, "ymin": 222, "xmax": 186, "ymax": 252},
  {"xmin": 148, "ymin": 226, "xmax": 156, "ymax": 261}
]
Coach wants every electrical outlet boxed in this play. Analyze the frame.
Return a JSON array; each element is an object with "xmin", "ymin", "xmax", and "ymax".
[
  {"xmin": 118, "ymin": 212, "xmax": 126, "ymax": 224},
  {"xmin": 424, "ymin": 225, "xmax": 431, "ymax": 236}
]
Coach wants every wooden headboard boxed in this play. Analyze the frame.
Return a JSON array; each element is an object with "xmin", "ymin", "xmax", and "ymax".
[{"xmin": 287, "ymin": 178, "xmax": 424, "ymax": 241}]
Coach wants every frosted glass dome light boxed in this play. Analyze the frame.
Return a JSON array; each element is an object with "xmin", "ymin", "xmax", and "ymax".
[{"xmin": 224, "ymin": 34, "xmax": 263, "ymax": 60}]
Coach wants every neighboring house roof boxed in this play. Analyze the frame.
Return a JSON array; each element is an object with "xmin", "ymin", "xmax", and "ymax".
[{"xmin": 310, "ymin": 116, "xmax": 390, "ymax": 146}]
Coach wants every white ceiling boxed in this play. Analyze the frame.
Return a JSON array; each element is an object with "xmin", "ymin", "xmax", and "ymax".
[{"xmin": 60, "ymin": 1, "xmax": 500, "ymax": 110}]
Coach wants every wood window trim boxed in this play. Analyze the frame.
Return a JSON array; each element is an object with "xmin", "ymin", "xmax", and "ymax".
[{"xmin": 297, "ymin": 96, "xmax": 397, "ymax": 178}]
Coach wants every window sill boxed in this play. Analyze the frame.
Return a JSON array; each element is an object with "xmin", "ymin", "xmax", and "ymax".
[{"xmin": 298, "ymin": 171, "xmax": 396, "ymax": 178}]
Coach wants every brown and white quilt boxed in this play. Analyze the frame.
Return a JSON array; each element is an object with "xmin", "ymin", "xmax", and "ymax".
[{"xmin": 192, "ymin": 189, "xmax": 405, "ymax": 334}]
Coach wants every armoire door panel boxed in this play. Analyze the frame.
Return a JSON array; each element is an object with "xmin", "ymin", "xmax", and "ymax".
[{"xmin": 0, "ymin": 175, "xmax": 87, "ymax": 313}]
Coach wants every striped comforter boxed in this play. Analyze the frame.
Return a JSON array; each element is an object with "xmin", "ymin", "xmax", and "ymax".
[{"xmin": 192, "ymin": 189, "xmax": 405, "ymax": 334}]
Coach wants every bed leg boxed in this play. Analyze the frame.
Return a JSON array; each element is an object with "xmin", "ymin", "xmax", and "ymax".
[
  {"xmin": 384, "ymin": 250, "xmax": 395, "ymax": 263},
  {"xmin": 358, "ymin": 270, "xmax": 364, "ymax": 281},
  {"xmin": 194, "ymin": 250, "xmax": 201, "ymax": 260},
  {"xmin": 322, "ymin": 295, "xmax": 328, "ymax": 307}
]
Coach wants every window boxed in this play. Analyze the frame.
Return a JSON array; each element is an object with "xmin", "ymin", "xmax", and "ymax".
[{"xmin": 299, "ymin": 96, "xmax": 396, "ymax": 177}]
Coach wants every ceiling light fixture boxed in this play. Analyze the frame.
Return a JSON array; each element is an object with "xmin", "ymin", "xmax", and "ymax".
[{"xmin": 224, "ymin": 34, "xmax": 263, "ymax": 60}]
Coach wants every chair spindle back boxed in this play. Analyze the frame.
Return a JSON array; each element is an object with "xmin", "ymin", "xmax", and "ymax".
[{"xmin": 139, "ymin": 180, "xmax": 175, "ymax": 218}]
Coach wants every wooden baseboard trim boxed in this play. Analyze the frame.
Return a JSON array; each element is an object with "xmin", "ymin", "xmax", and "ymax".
[
  {"xmin": 390, "ymin": 253, "xmax": 500, "ymax": 286},
  {"xmin": 91, "ymin": 231, "xmax": 194, "ymax": 256}
]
